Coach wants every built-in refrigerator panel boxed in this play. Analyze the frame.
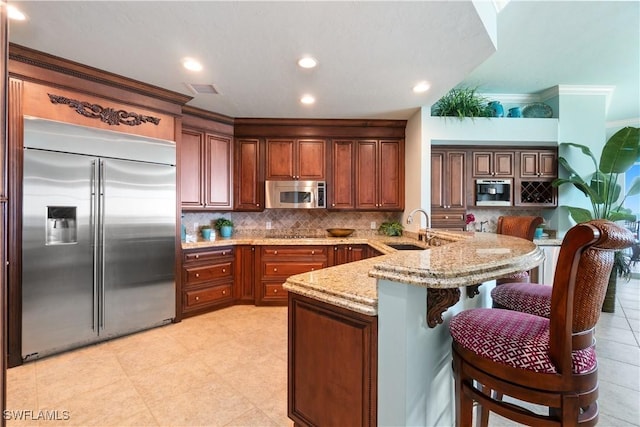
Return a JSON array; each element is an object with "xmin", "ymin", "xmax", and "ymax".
[
  {"xmin": 22, "ymin": 149, "xmax": 97, "ymax": 358},
  {"xmin": 100, "ymin": 158, "xmax": 176, "ymax": 336},
  {"xmin": 22, "ymin": 117, "xmax": 176, "ymax": 360}
]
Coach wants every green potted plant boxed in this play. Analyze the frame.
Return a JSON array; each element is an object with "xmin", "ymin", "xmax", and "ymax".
[
  {"xmin": 378, "ymin": 221, "xmax": 404, "ymax": 236},
  {"xmin": 552, "ymin": 126, "xmax": 639, "ymax": 311},
  {"xmin": 214, "ymin": 217, "xmax": 234, "ymax": 238},
  {"xmin": 431, "ymin": 87, "xmax": 492, "ymax": 119}
]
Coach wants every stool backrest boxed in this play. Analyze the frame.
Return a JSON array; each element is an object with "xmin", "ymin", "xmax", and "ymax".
[
  {"xmin": 496, "ymin": 216, "xmax": 544, "ymax": 240},
  {"xmin": 549, "ymin": 220, "xmax": 635, "ymax": 374}
]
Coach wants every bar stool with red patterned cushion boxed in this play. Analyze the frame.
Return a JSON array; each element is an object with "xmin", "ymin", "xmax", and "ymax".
[
  {"xmin": 494, "ymin": 216, "xmax": 544, "ymax": 285},
  {"xmin": 449, "ymin": 220, "xmax": 635, "ymax": 427}
]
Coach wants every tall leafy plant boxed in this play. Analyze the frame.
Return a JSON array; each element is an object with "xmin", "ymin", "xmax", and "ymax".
[
  {"xmin": 552, "ymin": 126, "xmax": 640, "ymax": 223},
  {"xmin": 431, "ymin": 87, "xmax": 492, "ymax": 119},
  {"xmin": 552, "ymin": 126, "xmax": 639, "ymax": 283}
]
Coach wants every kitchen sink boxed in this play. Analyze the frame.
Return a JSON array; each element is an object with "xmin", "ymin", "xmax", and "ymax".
[{"xmin": 386, "ymin": 243, "xmax": 426, "ymax": 250}]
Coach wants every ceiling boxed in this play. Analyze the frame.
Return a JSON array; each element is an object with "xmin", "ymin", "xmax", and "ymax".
[{"xmin": 7, "ymin": 1, "xmax": 640, "ymax": 123}]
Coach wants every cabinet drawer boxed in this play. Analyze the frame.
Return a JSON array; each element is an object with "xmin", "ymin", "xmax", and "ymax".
[
  {"xmin": 184, "ymin": 261, "xmax": 233, "ymax": 284},
  {"xmin": 262, "ymin": 261, "xmax": 326, "ymax": 278},
  {"xmin": 431, "ymin": 212, "xmax": 465, "ymax": 221},
  {"xmin": 263, "ymin": 282, "xmax": 287, "ymax": 300},
  {"xmin": 261, "ymin": 246, "xmax": 327, "ymax": 258},
  {"xmin": 184, "ymin": 284, "xmax": 233, "ymax": 308},
  {"xmin": 184, "ymin": 247, "xmax": 234, "ymax": 263}
]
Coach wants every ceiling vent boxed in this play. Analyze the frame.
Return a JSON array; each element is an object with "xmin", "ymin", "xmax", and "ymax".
[{"xmin": 184, "ymin": 83, "xmax": 219, "ymax": 95}]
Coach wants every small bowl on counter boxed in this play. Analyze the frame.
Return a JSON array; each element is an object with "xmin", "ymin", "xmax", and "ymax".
[{"xmin": 326, "ymin": 228, "xmax": 355, "ymax": 237}]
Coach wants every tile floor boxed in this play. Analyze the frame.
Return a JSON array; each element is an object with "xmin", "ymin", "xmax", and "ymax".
[{"xmin": 6, "ymin": 278, "xmax": 640, "ymax": 427}]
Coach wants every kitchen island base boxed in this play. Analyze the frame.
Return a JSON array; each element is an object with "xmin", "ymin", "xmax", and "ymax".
[{"xmin": 287, "ymin": 280, "xmax": 494, "ymax": 427}]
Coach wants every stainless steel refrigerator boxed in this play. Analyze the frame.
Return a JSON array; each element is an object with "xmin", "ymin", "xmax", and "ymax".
[{"xmin": 22, "ymin": 117, "xmax": 176, "ymax": 360}]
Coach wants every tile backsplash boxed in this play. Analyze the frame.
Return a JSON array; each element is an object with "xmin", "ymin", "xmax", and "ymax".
[{"xmin": 182, "ymin": 210, "xmax": 402, "ymax": 237}]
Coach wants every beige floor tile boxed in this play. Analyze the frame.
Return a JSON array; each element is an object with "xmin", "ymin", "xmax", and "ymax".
[
  {"xmin": 39, "ymin": 377, "xmax": 148, "ymax": 427},
  {"xmin": 595, "ymin": 323, "xmax": 639, "ymax": 346},
  {"xmin": 596, "ymin": 337, "xmax": 640, "ymax": 366},
  {"xmin": 6, "ymin": 363, "xmax": 38, "ymax": 415},
  {"xmin": 109, "ymin": 332, "xmax": 191, "ymax": 377},
  {"xmin": 223, "ymin": 407, "xmax": 279, "ymax": 427},
  {"xmin": 598, "ymin": 357, "xmax": 640, "ymax": 392},
  {"xmin": 145, "ymin": 378, "xmax": 255, "ymax": 427},
  {"xmin": 598, "ymin": 380, "xmax": 640, "ymax": 425}
]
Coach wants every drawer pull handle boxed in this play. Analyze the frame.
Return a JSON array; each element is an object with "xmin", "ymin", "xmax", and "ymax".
[
  {"xmin": 222, "ymin": 290, "xmax": 226, "ymax": 295},
  {"xmin": 273, "ymin": 289, "xmax": 278, "ymax": 293},
  {"xmin": 195, "ymin": 273, "xmax": 200, "ymax": 278},
  {"xmin": 311, "ymin": 250, "xmax": 315, "ymax": 255},
  {"xmin": 311, "ymin": 268, "xmax": 315, "ymax": 271},
  {"xmin": 222, "ymin": 251, "xmax": 226, "ymax": 255},
  {"xmin": 195, "ymin": 254, "xmax": 199, "ymax": 259},
  {"xmin": 274, "ymin": 250, "xmax": 278, "ymax": 255},
  {"xmin": 273, "ymin": 268, "xmax": 278, "ymax": 272},
  {"xmin": 348, "ymin": 247, "xmax": 352, "ymax": 250},
  {"xmin": 222, "ymin": 268, "xmax": 226, "ymax": 273},
  {"xmin": 195, "ymin": 296, "xmax": 200, "ymax": 301}
]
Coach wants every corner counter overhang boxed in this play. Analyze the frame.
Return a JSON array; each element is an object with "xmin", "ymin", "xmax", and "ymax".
[{"xmin": 283, "ymin": 231, "xmax": 545, "ymax": 317}]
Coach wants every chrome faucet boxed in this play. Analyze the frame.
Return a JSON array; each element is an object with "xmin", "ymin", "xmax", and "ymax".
[{"xmin": 407, "ymin": 208, "xmax": 430, "ymax": 241}]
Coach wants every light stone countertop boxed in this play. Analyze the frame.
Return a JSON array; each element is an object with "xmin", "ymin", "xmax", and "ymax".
[{"xmin": 283, "ymin": 231, "xmax": 544, "ymax": 316}]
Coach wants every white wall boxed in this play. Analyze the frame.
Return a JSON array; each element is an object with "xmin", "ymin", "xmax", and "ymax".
[{"xmin": 403, "ymin": 109, "xmax": 429, "ymax": 232}]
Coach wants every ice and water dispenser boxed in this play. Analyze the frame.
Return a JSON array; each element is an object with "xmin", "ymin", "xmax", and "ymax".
[{"xmin": 46, "ymin": 206, "xmax": 77, "ymax": 244}]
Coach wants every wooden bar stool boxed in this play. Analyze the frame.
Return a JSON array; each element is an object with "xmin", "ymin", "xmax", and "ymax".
[
  {"xmin": 449, "ymin": 220, "xmax": 635, "ymax": 426},
  {"xmin": 495, "ymin": 215, "xmax": 544, "ymax": 285}
]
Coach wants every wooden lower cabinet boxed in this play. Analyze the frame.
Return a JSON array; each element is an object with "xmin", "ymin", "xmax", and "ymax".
[
  {"xmin": 331, "ymin": 244, "xmax": 370, "ymax": 265},
  {"xmin": 256, "ymin": 246, "xmax": 328, "ymax": 305},
  {"xmin": 181, "ymin": 246, "xmax": 235, "ymax": 317},
  {"xmin": 288, "ymin": 293, "xmax": 377, "ymax": 427}
]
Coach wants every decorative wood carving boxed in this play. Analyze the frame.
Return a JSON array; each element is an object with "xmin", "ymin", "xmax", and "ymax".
[
  {"xmin": 48, "ymin": 93, "xmax": 160, "ymax": 126},
  {"xmin": 466, "ymin": 284, "xmax": 481, "ymax": 298},
  {"xmin": 426, "ymin": 288, "xmax": 461, "ymax": 328}
]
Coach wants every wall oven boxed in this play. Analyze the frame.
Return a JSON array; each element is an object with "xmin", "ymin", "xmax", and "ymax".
[
  {"xmin": 265, "ymin": 180, "xmax": 326, "ymax": 209},
  {"xmin": 475, "ymin": 179, "xmax": 512, "ymax": 206}
]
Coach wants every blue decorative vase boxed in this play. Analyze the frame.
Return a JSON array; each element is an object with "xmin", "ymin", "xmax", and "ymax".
[
  {"xmin": 508, "ymin": 107, "xmax": 522, "ymax": 118},
  {"xmin": 220, "ymin": 225, "xmax": 233, "ymax": 238},
  {"xmin": 488, "ymin": 101, "xmax": 504, "ymax": 118},
  {"xmin": 201, "ymin": 228, "xmax": 212, "ymax": 240},
  {"xmin": 181, "ymin": 214, "xmax": 186, "ymax": 241}
]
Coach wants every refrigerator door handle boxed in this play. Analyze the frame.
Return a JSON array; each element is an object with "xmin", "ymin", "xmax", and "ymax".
[
  {"xmin": 90, "ymin": 159, "xmax": 99, "ymax": 332},
  {"xmin": 98, "ymin": 159, "xmax": 106, "ymax": 330}
]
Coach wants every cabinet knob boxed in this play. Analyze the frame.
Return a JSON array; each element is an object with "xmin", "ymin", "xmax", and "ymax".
[
  {"xmin": 311, "ymin": 250, "xmax": 315, "ymax": 255},
  {"xmin": 257, "ymin": 203, "xmax": 260, "ymax": 207},
  {"xmin": 445, "ymin": 216, "xmax": 449, "ymax": 219},
  {"xmin": 222, "ymin": 290, "xmax": 226, "ymax": 295},
  {"xmin": 195, "ymin": 254, "xmax": 199, "ymax": 259},
  {"xmin": 274, "ymin": 250, "xmax": 278, "ymax": 255},
  {"xmin": 222, "ymin": 268, "xmax": 226, "ymax": 273},
  {"xmin": 195, "ymin": 273, "xmax": 200, "ymax": 278},
  {"xmin": 273, "ymin": 267, "xmax": 278, "ymax": 272},
  {"xmin": 222, "ymin": 251, "xmax": 226, "ymax": 255},
  {"xmin": 334, "ymin": 247, "xmax": 338, "ymax": 251},
  {"xmin": 332, "ymin": 203, "xmax": 336, "ymax": 207},
  {"xmin": 311, "ymin": 268, "xmax": 315, "ymax": 271},
  {"xmin": 273, "ymin": 289, "xmax": 278, "ymax": 293},
  {"xmin": 348, "ymin": 246, "xmax": 352, "ymax": 250},
  {"xmin": 195, "ymin": 296, "xmax": 200, "ymax": 301}
]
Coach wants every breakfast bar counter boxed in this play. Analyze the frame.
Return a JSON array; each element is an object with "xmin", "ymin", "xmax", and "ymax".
[{"xmin": 283, "ymin": 230, "xmax": 544, "ymax": 427}]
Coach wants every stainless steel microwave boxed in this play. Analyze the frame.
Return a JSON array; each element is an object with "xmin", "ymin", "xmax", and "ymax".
[{"xmin": 265, "ymin": 180, "xmax": 326, "ymax": 209}]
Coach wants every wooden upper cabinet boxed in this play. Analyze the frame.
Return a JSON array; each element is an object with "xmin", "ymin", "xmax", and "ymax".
[
  {"xmin": 520, "ymin": 150, "xmax": 557, "ymax": 178},
  {"xmin": 472, "ymin": 151, "xmax": 513, "ymax": 177},
  {"xmin": 205, "ymin": 134, "xmax": 233, "ymax": 209},
  {"xmin": 431, "ymin": 149, "xmax": 466, "ymax": 210},
  {"xmin": 180, "ymin": 129, "xmax": 204, "ymax": 208},
  {"xmin": 180, "ymin": 128, "xmax": 233, "ymax": 210},
  {"xmin": 265, "ymin": 138, "xmax": 325, "ymax": 180},
  {"xmin": 234, "ymin": 138, "xmax": 264, "ymax": 211},
  {"xmin": 329, "ymin": 140, "xmax": 356, "ymax": 209},
  {"xmin": 354, "ymin": 139, "xmax": 403, "ymax": 211}
]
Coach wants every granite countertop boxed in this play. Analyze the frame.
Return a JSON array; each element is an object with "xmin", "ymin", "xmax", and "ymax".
[{"xmin": 283, "ymin": 231, "xmax": 544, "ymax": 316}]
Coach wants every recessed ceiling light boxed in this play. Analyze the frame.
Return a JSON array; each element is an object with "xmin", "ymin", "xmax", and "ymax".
[
  {"xmin": 7, "ymin": 5, "xmax": 26, "ymax": 21},
  {"xmin": 182, "ymin": 58, "xmax": 203, "ymax": 72},
  {"xmin": 413, "ymin": 81, "xmax": 431, "ymax": 93},
  {"xmin": 300, "ymin": 94, "xmax": 316, "ymax": 105},
  {"xmin": 298, "ymin": 57, "xmax": 318, "ymax": 69}
]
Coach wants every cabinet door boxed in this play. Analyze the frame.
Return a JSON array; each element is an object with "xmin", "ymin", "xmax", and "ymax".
[
  {"xmin": 431, "ymin": 151, "xmax": 445, "ymax": 209},
  {"xmin": 298, "ymin": 139, "xmax": 326, "ymax": 180},
  {"xmin": 234, "ymin": 138, "xmax": 264, "ymax": 211},
  {"xmin": 330, "ymin": 140, "xmax": 355, "ymax": 209},
  {"xmin": 205, "ymin": 134, "xmax": 233, "ymax": 209},
  {"xmin": 494, "ymin": 152, "xmax": 514, "ymax": 176},
  {"xmin": 355, "ymin": 140, "xmax": 378, "ymax": 209},
  {"xmin": 520, "ymin": 152, "xmax": 539, "ymax": 177},
  {"xmin": 472, "ymin": 152, "xmax": 492, "ymax": 177},
  {"xmin": 266, "ymin": 139, "xmax": 295, "ymax": 180},
  {"xmin": 180, "ymin": 129, "xmax": 204, "ymax": 208},
  {"xmin": 378, "ymin": 139, "xmax": 403, "ymax": 210},
  {"xmin": 235, "ymin": 245, "xmax": 255, "ymax": 303},
  {"xmin": 447, "ymin": 151, "xmax": 466, "ymax": 209},
  {"xmin": 538, "ymin": 151, "xmax": 557, "ymax": 177}
]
